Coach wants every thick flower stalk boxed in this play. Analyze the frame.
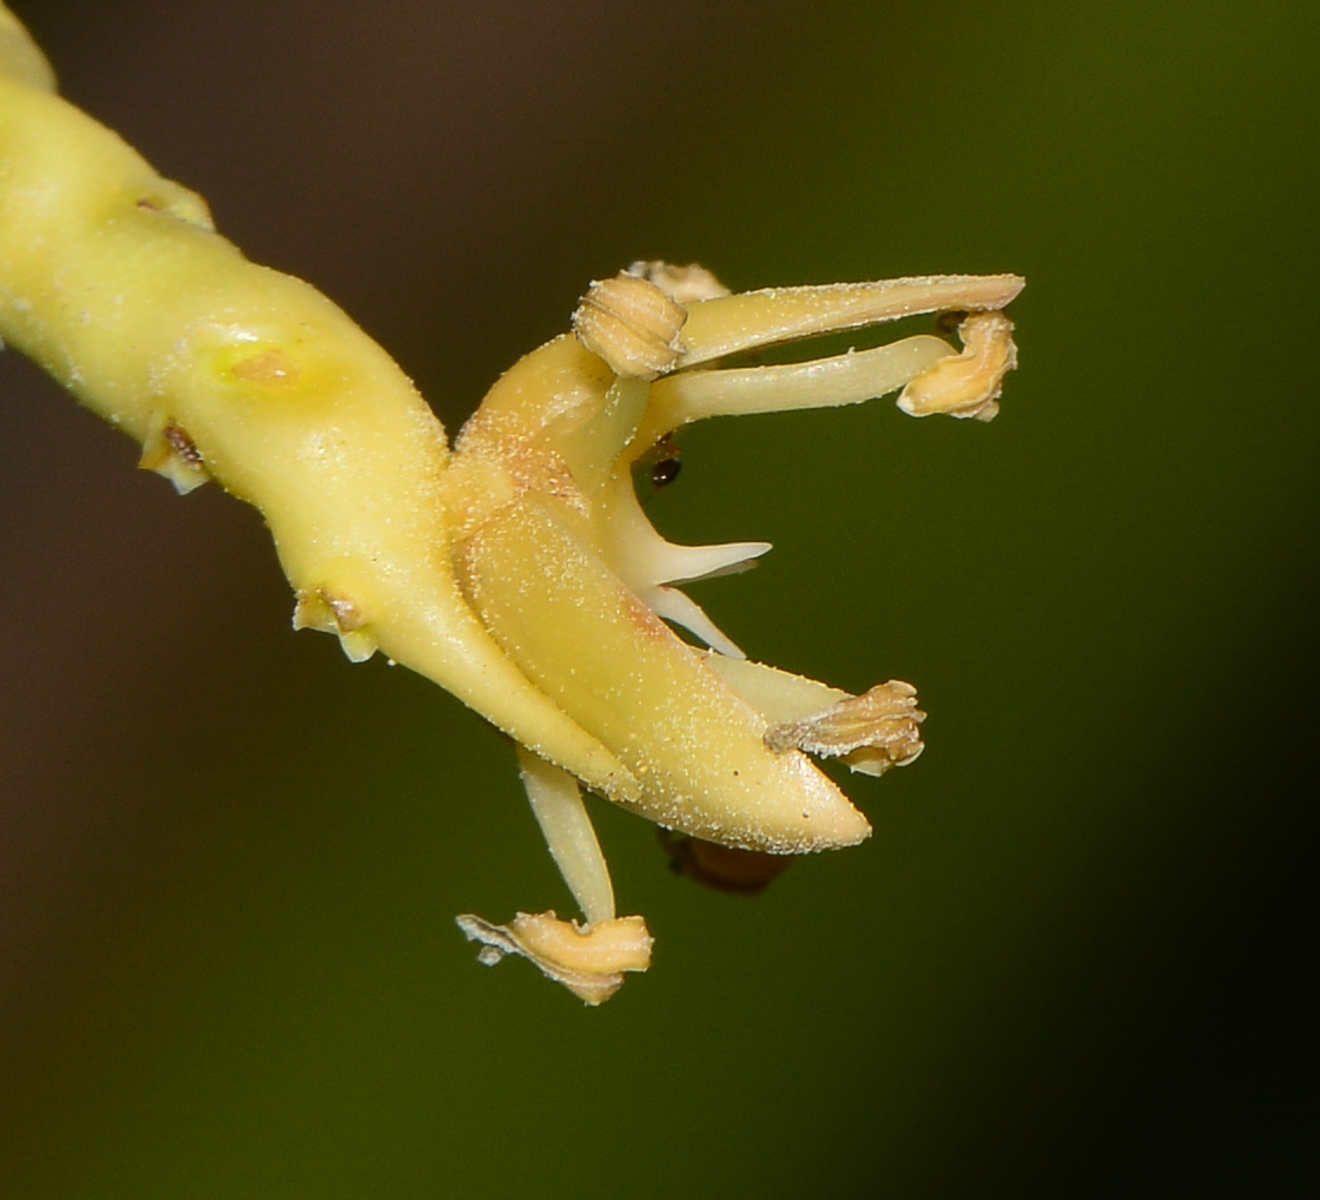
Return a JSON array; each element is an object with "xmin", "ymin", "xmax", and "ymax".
[{"xmin": 0, "ymin": 7, "xmax": 1022, "ymax": 1003}]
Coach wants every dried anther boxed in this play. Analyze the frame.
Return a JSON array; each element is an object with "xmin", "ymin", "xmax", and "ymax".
[
  {"xmin": 765, "ymin": 680, "xmax": 926, "ymax": 777},
  {"xmin": 898, "ymin": 310, "xmax": 1017, "ymax": 422},
  {"xmin": 571, "ymin": 272, "xmax": 689, "ymax": 380},
  {"xmin": 455, "ymin": 911, "xmax": 653, "ymax": 1006}
]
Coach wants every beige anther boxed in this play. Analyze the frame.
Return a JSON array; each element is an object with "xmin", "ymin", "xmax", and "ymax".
[
  {"xmin": 898, "ymin": 311, "xmax": 1017, "ymax": 422},
  {"xmin": 455, "ymin": 911, "xmax": 653, "ymax": 1005},
  {"xmin": 572, "ymin": 273, "xmax": 688, "ymax": 380},
  {"xmin": 765, "ymin": 680, "xmax": 926, "ymax": 776}
]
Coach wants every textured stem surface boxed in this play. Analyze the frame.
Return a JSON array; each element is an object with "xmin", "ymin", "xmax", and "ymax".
[{"xmin": 0, "ymin": 9, "xmax": 634, "ymax": 802}]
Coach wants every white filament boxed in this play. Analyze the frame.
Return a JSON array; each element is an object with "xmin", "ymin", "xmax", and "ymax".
[{"xmin": 517, "ymin": 745, "xmax": 616, "ymax": 926}]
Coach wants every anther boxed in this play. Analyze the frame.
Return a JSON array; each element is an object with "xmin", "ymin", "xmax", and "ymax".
[
  {"xmin": 765, "ymin": 680, "xmax": 926, "ymax": 776},
  {"xmin": 572, "ymin": 273, "xmax": 688, "ymax": 380}
]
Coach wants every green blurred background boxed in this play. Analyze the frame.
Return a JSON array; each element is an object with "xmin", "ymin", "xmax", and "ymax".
[{"xmin": 2, "ymin": 1, "xmax": 1317, "ymax": 1195}]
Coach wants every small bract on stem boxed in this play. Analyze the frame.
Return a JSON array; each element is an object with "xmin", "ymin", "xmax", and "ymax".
[{"xmin": 0, "ymin": 4, "xmax": 1022, "ymax": 1004}]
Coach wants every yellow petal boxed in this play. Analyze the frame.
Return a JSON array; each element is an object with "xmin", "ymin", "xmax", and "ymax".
[{"xmin": 459, "ymin": 496, "xmax": 871, "ymax": 853}]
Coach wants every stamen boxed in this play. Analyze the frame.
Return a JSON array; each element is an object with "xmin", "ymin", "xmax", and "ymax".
[
  {"xmin": 765, "ymin": 681, "xmax": 926, "ymax": 776},
  {"xmin": 639, "ymin": 333, "xmax": 955, "ymax": 445},
  {"xmin": 679, "ymin": 274, "xmax": 1025, "ymax": 366},
  {"xmin": 704, "ymin": 656, "xmax": 926, "ymax": 776},
  {"xmin": 518, "ymin": 746, "xmax": 616, "ymax": 927},
  {"xmin": 572, "ymin": 273, "xmax": 688, "ymax": 380},
  {"xmin": 897, "ymin": 311, "xmax": 1017, "ymax": 422}
]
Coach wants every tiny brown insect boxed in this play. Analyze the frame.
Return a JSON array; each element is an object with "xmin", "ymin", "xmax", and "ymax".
[
  {"xmin": 650, "ymin": 453, "xmax": 682, "ymax": 489},
  {"xmin": 647, "ymin": 434, "xmax": 683, "ymax": 490}
]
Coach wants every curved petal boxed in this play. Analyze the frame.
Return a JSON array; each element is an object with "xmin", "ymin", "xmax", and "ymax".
[{"xmin": 458, "ymin": 496, "xmax": 871, "ymax": 853}]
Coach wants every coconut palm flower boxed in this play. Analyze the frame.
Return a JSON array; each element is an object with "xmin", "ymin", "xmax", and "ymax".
[
  {"xmin": 0, "ymin": 3, "xmax": 1021, "ymax": 1005},
  {"xmin": 448, "ymin": 263, "xmax": 1022, "ymax": 1002}
]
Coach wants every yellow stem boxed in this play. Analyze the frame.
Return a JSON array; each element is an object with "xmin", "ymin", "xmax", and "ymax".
[{"xmin": 0, "ymin": 6, "xmax": 635, "ymax": 803}]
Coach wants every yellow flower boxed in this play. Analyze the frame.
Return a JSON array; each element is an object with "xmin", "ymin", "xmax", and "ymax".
[
  {"xmin": 449, "ymin": 262, "xmax": 1022, "ymax": 1002},
  {"xmin": 0, "ymin": 3, "xmax": 1021, "ymax": 1003}
]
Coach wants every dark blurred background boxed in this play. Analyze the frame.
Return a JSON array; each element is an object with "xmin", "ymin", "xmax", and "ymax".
[{"xmin": 2, "ymin": 1, "xmax": 1317, "ymax": 1196}]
